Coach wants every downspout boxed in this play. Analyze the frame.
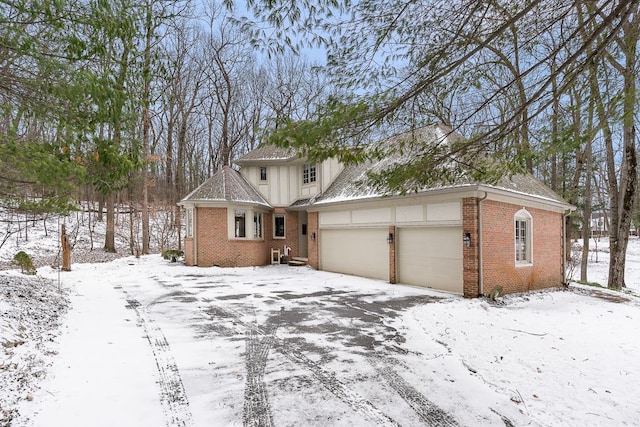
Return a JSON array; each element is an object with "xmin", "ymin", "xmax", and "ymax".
[
  {"xmin": 477, "ymin": 191, "xmax": 488, "ymax": 297},
  {"xmin": 193, "ymin": 207, "xmax": 198, "ymax": 266},
  {"xmin": 562, "ymin": 208, "xmax": 573, "ymax": 286}
]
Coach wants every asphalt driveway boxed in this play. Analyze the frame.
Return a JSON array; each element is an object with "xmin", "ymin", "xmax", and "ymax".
[{"xmin": 103, "ymin": 261, "xmax": 516, "ymax": 427}]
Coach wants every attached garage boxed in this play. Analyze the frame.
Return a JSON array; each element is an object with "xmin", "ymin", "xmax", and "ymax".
[
  {"xmin": 319, "ymin": 228, "xmax": 389, "ymax": 281},
  {"xmin": 397, "ymin": 226, "xmax": 463, "ymax": 294}
]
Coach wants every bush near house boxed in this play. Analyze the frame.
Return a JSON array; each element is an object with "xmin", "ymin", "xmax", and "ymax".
[{"xmin": 162, "ymin": 249, "xmax": 184, "ymax": 262}]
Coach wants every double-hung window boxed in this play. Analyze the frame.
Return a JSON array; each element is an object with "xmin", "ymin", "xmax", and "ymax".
[
  {"xmin": 515, "ymin": 208, "xmax": 532, "ymax": 264},
  {"xmin": 253, "ymin": 212, "xmax": 263, "ymax": 238},
  {"xmin": 303, "ymin": 164, "xmax": 316, "ymax": 184},
  {"xmin": 235, "ymin": 210, "xmax": 246, "ymax": 238}
]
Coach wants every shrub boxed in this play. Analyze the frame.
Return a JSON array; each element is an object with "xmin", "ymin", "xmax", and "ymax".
[
  {"xmin": 12, "ymin": 251, "xmax": 36, "ymax": 275},
  {"xmin": 162, "ymin": 249, "xmax": 184, "ymax": 262}
]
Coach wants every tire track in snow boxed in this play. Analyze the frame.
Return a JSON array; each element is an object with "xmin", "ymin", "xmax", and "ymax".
[
  {"xmin": 205, "ymin": 302, "xmax": 401, "ymax": 427},
  {"xmin": 243, "ymin": 326, "xmax": 276, "ymax": 427},
  {"xmin": 370, "ymin": 358, "xmax": 459, "ymax": 426},
  {"xmin": 149, "ymin": 276, "xmax": 458, "ymax": 426},
  {"xmin": 117, "ymin": 286, "xmax": 194, "ymax": 427}
]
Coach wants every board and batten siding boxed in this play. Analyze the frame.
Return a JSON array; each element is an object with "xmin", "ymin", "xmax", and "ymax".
[
  {"xmin": 318, "ymin": 201, "xmax": 462, "ymax": 227},
  {"xmin": 240, "ymin": 158, "xmax": 344, "ymax": 207}
]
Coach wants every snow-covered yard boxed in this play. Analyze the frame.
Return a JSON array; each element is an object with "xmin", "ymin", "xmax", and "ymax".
[{"xmin": 2, "ymin": 216, "xmax": 640, "ymax": 426}]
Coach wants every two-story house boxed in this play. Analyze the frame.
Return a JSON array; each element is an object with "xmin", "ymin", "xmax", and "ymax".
[{"xmin": 178, "ymin": 125, "xmax": 574, "ymax": 298}]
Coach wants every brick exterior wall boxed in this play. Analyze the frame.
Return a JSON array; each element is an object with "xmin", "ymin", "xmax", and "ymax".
[
  {"xmin": 481, "ymin": 200, "xmax": 564, "ymax": 295},
  {"xmin": 184, "ymin": 238, "xmax": 194, "ymax": 266},
  {"xmin": 191, "ymin": 207, "xmax": 306, "ymax": 268},
  {"xmin": 271, "ymin": 208, "xmax": 300, "ymax": 260},
  {"xmin": 389, "ymin": 225, "xmax": 396, "ymax": 284},
  {"xmin": 462, "ymin": 198, "xmax": 480, "ymax": 297},
  {"xmin": 308, "ymin": 211, "xmax": 319, "ymax": 269},
  {"xmin": 194, "ymin": 207, "xmax": 270, "ymax": 267}
]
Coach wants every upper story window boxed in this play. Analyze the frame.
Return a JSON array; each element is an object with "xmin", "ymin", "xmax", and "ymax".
[
  {"xmin": 274, "ymin": 214, "xmax": 285, "ymax": 238},
  {"xmin": 303, "ymin": 164, "xmax": 316, "ymax": 184},
  {"xmin": 235, "ymin": 210, "xmax": 246, "ymax": 238},
  {"xmin": 515, "ymin": 208, "xmax": 533, "ymax": 264},
  {"xmin": 260, "ymin": 166, "xmax": 267, "ymax": 181}
]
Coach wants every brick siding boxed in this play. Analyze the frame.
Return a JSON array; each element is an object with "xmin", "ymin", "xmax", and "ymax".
[
  {"xmin": 389, "ymin": 225, "xmax": 396, "ymax": 284},
  {"xmin": 192, "ymin": 207, "xmax": 306, "ymax": 267},
  {"xmin": 184, "ymin": 238, "xmax": 194, "ymax": 266},
  {"xmin": 462, "ymin": 198, "xmax": 480, "ymax": 297},
  {"xmin": 194, "ymin": 207, "xmax": 269, "ymax": 267},
  {"xmin": 481, "ymin": 200, "xmax": 563, "ymax": 295}
]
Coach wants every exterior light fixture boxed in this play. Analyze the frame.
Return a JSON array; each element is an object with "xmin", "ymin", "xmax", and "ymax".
[
  {"xmin": 387, "ymin": 233, "xmax": 394, "ymax": 244},
  {"xmin": 311, "ymin": 232, "xmax": 316, "ymax": 241},
  {"xmin": 463, "ymin": 232, "xmax": 471, "ymax": 247}
]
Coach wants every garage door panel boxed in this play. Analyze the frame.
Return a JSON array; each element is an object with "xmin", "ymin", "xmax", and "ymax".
[
  {"xmin": 398, "ymin": 227, "xmax": 463, "ymax": 294},
  {"xmin": 320, "ymin": 228, "xmax": 388, "ymax": 281}
]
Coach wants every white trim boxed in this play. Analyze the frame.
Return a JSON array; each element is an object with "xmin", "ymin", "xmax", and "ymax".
[
  {"xmin": 228, "ymin": 207, "xmax": 266, "ymax": 241},
  {"xmin": 186, "ymin": 208, "xmax": 194, "ymax": 238},
  {"xmin": 514, "ymin": 208, "xmax": 533, "ymax": 266}
]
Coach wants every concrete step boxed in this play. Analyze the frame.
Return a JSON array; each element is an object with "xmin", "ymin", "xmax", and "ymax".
[{"xmin": 288, "ymin": 257, "xmax": 308, "ymax": 266}]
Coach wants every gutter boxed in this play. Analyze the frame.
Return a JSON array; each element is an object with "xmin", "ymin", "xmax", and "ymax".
[
  {"xmin": 477, "ymin": 191, "xmax": 488, "ymax": 296},
  {"xmin": 311, "ymin": 184, "xmax": 572, "ymax": 212}
]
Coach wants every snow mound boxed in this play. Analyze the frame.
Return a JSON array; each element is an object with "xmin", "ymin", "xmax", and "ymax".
[{"xmin": 0, "ymin": 272, "xmax": 69, "ymax": 426}]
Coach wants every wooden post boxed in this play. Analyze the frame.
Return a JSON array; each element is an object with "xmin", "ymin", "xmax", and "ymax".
[{"xmin": 61, "ymin": 224, "xmax": 71, "ymax": 271}]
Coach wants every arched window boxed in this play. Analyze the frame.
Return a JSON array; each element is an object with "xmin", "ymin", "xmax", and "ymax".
[{"xmin": 514, "ymin": 208, "xmax": 533, "ymax": 264}]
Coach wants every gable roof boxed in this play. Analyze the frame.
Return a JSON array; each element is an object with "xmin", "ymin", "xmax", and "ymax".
[
  {"xmin": 180, "ymin": 124, "xmax": 571, "ymax": 211},
  {"xmin": 313, "ymin": 125, "xmax": 571, "ymax": 208},
  {"xmin": 235, "ymin": 144, "xmax": 298, "ymax": 164},
  {"xmin": 178, "ymin": 166, "xmax": 270, "ymax": 207}
]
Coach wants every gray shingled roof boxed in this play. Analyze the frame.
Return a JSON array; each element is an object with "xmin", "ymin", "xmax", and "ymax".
[
  {"xmin": 180, "ymin": 166, "xmax": 270, "ymax": 207},
  {"xmin": 314, "ymin": 125, "xmax": 570, "ymax": 207},
  {"xmin": 490, "ymin": 173, "xmax": 568, "ymax": 204},
  {"xmin": 235, "ymin": 144, "xmax": 297, "ymax": 164}
]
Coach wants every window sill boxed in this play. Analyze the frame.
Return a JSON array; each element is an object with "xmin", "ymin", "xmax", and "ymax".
[{"xmin": 515, "ymin": 262, "xmax": 533, "ymax": 268}]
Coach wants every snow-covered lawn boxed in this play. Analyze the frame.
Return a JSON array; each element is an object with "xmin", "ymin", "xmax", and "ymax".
[{"xmin": 2, "ymin": 220, "xmax": 640, "ymax": 426}]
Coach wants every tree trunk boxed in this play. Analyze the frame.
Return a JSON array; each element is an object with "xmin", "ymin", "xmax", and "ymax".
[
  {"xmin": 607, "ymin": 11, "xmax": 639, "ymax": 289},
  {"xmin": 61, "ymin": 223, "xmax": 71, "ymax": 271},
  {"xmin": 141, "ymin": 0, "xmax": 153, "ymax": 255},
  {"xmin": 580, "ymin": 128, "xmax": 593, "ymax": 282},
  {"xmin": 104, "ymin": 192, "xmax": 116, "ymax": 253}
]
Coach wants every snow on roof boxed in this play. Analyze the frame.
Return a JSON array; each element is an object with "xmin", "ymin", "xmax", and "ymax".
[
  {"xmin": 235, "ymin": 144, "xmax": 298, "ymax": 164},
  {"xmin": 179, "ymin": 166, "xmax": 270, "ymax": 207},
  {"xmin": 489, "ymin": 173, "xmax": 569, "ymax": 204},
  {"xmin": 315, "ymin": 124, "xmax": 570, "ymax": 207}
]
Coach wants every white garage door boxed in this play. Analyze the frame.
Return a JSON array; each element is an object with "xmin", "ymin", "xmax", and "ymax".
[
  {"xmin": 320, "ymin": 228, "xmax": 389, "ymax": 281},
  {"xmin": 397, "ymin": 227, "xmax": 463, "ymax": 294}
]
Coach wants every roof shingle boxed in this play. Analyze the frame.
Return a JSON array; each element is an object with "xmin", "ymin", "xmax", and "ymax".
[
  {"xmin": 180, "ymin": 166, "xmax": 270, "ymax": 207},
  {"xmin": 314, "ymin": 125, "xmax": 570, "ymax": 207}
]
